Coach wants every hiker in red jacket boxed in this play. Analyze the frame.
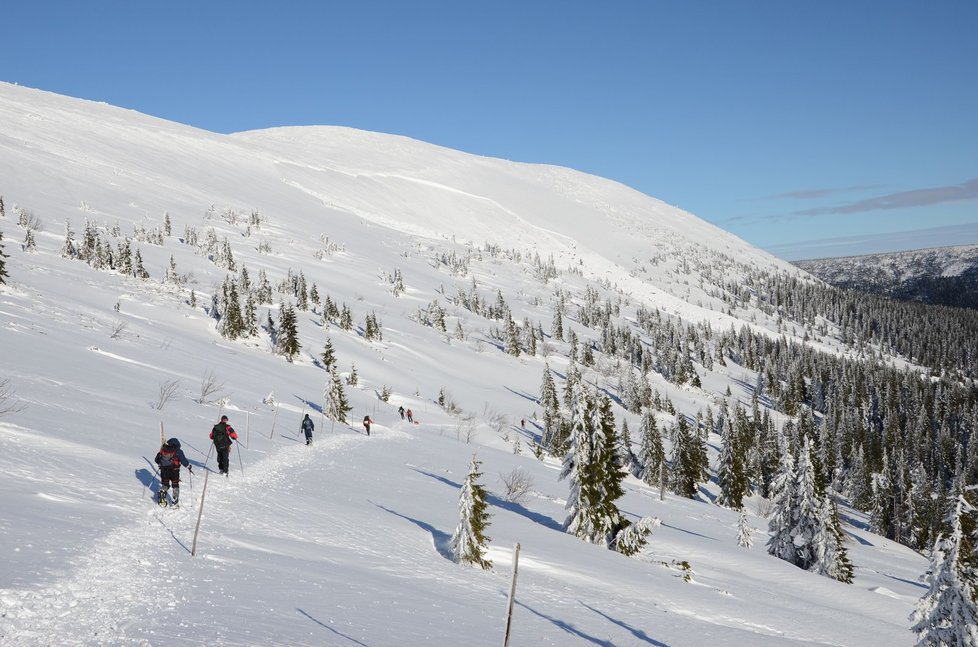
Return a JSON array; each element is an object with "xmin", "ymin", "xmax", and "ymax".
[{"xmin": 210, "ymin": 415, "xmax": 238, "ymax": 476}]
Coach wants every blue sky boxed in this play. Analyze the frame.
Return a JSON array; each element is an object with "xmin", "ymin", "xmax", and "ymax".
[{"xmin": 3, "ymin": 1, "xmax": 977, "ymax": 259}]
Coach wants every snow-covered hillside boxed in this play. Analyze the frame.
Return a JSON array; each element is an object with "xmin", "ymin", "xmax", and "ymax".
[
  {"xmin": 795, "ymin": 245, "xmax": 978, "ymax": 309},
  {"xmin": 0, "ymin": 82, "xmax": 929, "ymax": 646}
]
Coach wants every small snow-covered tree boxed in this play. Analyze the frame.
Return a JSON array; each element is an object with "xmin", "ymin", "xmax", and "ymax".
[
  {"xmin": 324, "ymin": 366, "xmax": 351, "ymax": 425},
  {"xmin": 737, "ymin": 509, "xmax": 753, "ymax": 548},
  {"xmin": 60, "ymin": 220, "xmax": 77, "ymax": 259},
  {"xmin": 321, "ymin": 338, "xmax": 337, "ymax": 373},
  {"xmin": 277, "ymin": 303, "xmax": 300, "ymax": 362},
  {"xmin": 0, "ymin": 229, "xmax": 9, "ymax": 284},
  {"xmin": 910, "ymin": 493, "xmax": 978, "ymax": 646},
  {"xmin": 450, "ymin": 454, "xmax": 493, "ymax": 570},
  {"xmin": 613, "ymin": 516, "xmax": 661, "ymax": 557}
]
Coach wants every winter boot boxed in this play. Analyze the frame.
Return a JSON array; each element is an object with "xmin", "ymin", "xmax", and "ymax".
[
  {"xmin": 157, "ymin": 487, "xmax": 168, "ymax": 507},
  {"xmin": 171, "ymin": 487, "xmax": 180, "ymax": 507}
]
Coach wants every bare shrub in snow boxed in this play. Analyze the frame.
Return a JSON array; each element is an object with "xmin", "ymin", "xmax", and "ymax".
[
  {"xmin": 499, "ymin": 467, "xmax": 534, "ymax": 505},
  {"xmin": 153, "ymin": 379, "xmax": 181, "ymax": 410}
]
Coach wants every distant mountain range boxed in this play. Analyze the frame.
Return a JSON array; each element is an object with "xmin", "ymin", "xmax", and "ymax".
[{"xmin": 795, "ymin": 245, "xmax": 978, "ymax": 309}]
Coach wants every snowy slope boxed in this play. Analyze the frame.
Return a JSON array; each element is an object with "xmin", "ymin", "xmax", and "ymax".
[
  {"xmin": 795, "ymin": 245, "xmax": 978, "ymax": 308},
  {"xmin": 0, "ymin": 82, "xmax": 927, "ymax": 646}
]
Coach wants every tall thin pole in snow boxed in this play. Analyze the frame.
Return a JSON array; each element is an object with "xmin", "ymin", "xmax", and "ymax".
[
  {"xmin": 245, "ymin": 411, "xmax": 251, "ymax": 449},
  {"xmin": 159, "ymin": 421, "xmax": 165, "ymax": 445},
  {"xmin": 191, "ymin": 469, "xmax": 209, "ymax": 557},
  {"xmin": 269, "ymin": 403, "xmax": 280, "ymax": 439},
  {"xmin": 659, "ymin": 462, "xmax": 666, "ymax": 501},
  {"xmin": 503, "ymin": 542, "xmax": 521, "ymax": 647}
]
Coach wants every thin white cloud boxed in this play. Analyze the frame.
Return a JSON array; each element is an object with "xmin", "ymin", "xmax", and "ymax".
[{"xmin": 794, "ymin": 178, "xmax": 978, "ymax": 216}]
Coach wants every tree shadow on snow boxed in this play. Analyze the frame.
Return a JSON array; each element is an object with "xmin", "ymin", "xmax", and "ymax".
[
  {"xmin": 504, "ymin": 385, "xmax": 540, "ymax": 405},
  {"xmin": 373, "ymin": 502, "xmax": 454, "ymax": 561},
  {"xmin": 409, "ymin": 467, "xmax": 562, "ymax": 531},
  {"xmin": 294, "ymin": 394, "xmax": 323, "ymax": 415},
  {"xmin": 515, "ymin": 601, "xmax": 615, "ymax": 646},
  {"xmin": 580, "ymin": 601, "xmax": 670, "ymax": 646},
  {"xmin": 296, "ymin": 608, "xmax": 370, "ymax": 646}
]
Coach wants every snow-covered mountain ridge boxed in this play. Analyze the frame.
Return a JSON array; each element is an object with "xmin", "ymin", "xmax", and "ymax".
[
  {"xmin": 795, "ymin": 244, "xmax": 978, "ymax": 309},
  {"xmin": 0, "ymin": 82, "xmax": 943, "ymax": 646}
]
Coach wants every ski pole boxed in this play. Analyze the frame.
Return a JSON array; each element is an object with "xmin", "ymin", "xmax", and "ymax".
[{"xmin": 236, "ymin": 441, "xmax": 244, "ymax": 475}]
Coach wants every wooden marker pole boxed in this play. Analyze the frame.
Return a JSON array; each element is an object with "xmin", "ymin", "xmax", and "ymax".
[
  {"xmin": 503, "ymin": 542, "xmax": 521, "ymax": 646},
  {"xmin": 191, "ymin": 470, "xmax": 209, "ymax": 557},
  {"xmin": 269, "ymin": 404, "xmax": 280, "ymax": 439}
]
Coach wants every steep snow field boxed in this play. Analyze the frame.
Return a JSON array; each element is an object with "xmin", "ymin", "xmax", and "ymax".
[{"xmin": 0, "ymin": 82, "xmax": 926, "ymax": 646}]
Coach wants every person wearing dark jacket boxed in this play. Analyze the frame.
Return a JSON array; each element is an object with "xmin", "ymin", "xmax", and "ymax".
[
  {"xmin": 210, "ymin": 415, "xmax": 238, "ymax": 476},
  {"xmin": 155, "ymin": 437, "xmax": 192, "ymax": 506},
  {"xmin": 301, "ymin": 413, "xmax": 314, "ymax": 445}
]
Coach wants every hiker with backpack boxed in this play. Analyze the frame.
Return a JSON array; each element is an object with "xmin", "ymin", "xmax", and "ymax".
[
  {"xmin": 398, "ymin": 405, "xmax": 405, "ymax": 420},
  {"xmin": 155, "ymin": 437, "xmax": 192, "ymax": 506},
  {"xmin": 301, "ymin": 413, "xmax": 314, "ymax": 445},
  {"xmin": 210, "ymin": 415, "xmax": 238, "ymax": 476},
  {"xmin": 406, "ymin": 408, "xmax": 413, "ymax": 423},
  {"xmin": 363, "ymin": 415, "xmax": 373, "ymax": 436}
]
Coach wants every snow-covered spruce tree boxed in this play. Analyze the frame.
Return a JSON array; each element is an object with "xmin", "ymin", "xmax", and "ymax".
[
  {"xmin": 821, "ymin": 498, "xmax": 854, "ymax": 583},
  {"xmin": 243, "ymin": 292, "xmax": 258, "ymax": 337},
  {"xmin": 364, "ymin": 312, "xmax": 382, "ymax": 341},
  {"xmin": 793, "ymin": 436, "xmax": 829, "ymax": 572},
  {"xmin": 559, "ymin": 388, "xmax": 650, "ymax": 553},
  {"xmin": 910, "ymin": 493, "xmax": 978, "ymax": 646},
  {"xmin": 0, "ymin": 229, "xmax": 9, "ymax": 284},
  {"xmin": 133, "ymin": 249, "xmax": 149, "ymax": 279},
  {"xmin": 324, "ymin": 365, "xmax": 352, "ymax": 426},
  {"xmin": 340, "ymin": 304, "xmax": 354, "ymax": 331},
  {"xmin": 560, "ymin": 387, "xmax": 607, "ymax": 543},
  {"xmin": 505, "ymin": 316, "xmax": 521, "ymax": 357},
  {"xmin": 870, "ymin": 452, "xmax": 894, "ymax": 538},
  {"xmin": 638, "ymin": 409, "xmax": 665, "ymax": 487},
  {"xmin": 619, "ymin": 419, "xmax": 642, "ymax": 478},
  {"xmin": 277, "ymin": 303, "xmax": 300, "ymax": 362},
  {"xmin": 60, "ymin": 220, "xmax": 77, "ymax": 259},
  {"xmin": 671, "ymin": 414, "xmax": 707, "ymax": 499},
  {"xmin": 737, "ymin": 509, "xmax": 754, "ymax": 548},
  {"xmin": 450, "ymin": 454, "xmax": 493, "ymax": 570},
  {"xmin": 716, "ymin": 408, "xmax": 749, "ymax": 510},
  {"xmin": 321, "ymin": 338, "xmax": 337, "ymax": 373},
  {"xmin": 539, "ymin": 364, "xmax": 561, "ymax": 451},
  {"xmin": 767, "ymin": 443, "xmax": 798, "ymax": 564},
  {"xmin": 551, "ymin": 308, "xmax": 563, "ymax": 341},
  {"xmin": 218, "ymin": 276, "xmax": 244, "ymax": 340},
  {"xmin": 23, "ymin": 227, "xmax": 36, "ymax": 253}
]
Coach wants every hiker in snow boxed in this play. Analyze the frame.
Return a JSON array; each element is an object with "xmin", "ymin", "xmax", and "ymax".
[
  {"xmin": 155, "ymin": 437, "xmax": 192, "ymax": 506},
  {"xmin": 520, "ymin": 418, "xmax": 526, "ymax": 430},
  {"xmin": 406, "ymin": 408, "xmax": 414, "ymax": 423},
  {"xmin": 363, "ymin": 415, "xmax": 373, "ymax": 436},
  {"xmin": 398, "ymin": 405, "xmax": 405, "ymax": 420},
  {"xmin": 210, "ymin": 414, "xmax": 238, "ymax": 476},
  {"xmin": 301, "ymin": 413, "xmax": 314, "ymax": 445}
]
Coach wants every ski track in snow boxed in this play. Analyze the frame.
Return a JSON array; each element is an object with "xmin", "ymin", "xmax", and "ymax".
[{"xmin": 0, "ymin": 428, "xmax": 370, "ymax": 646}]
